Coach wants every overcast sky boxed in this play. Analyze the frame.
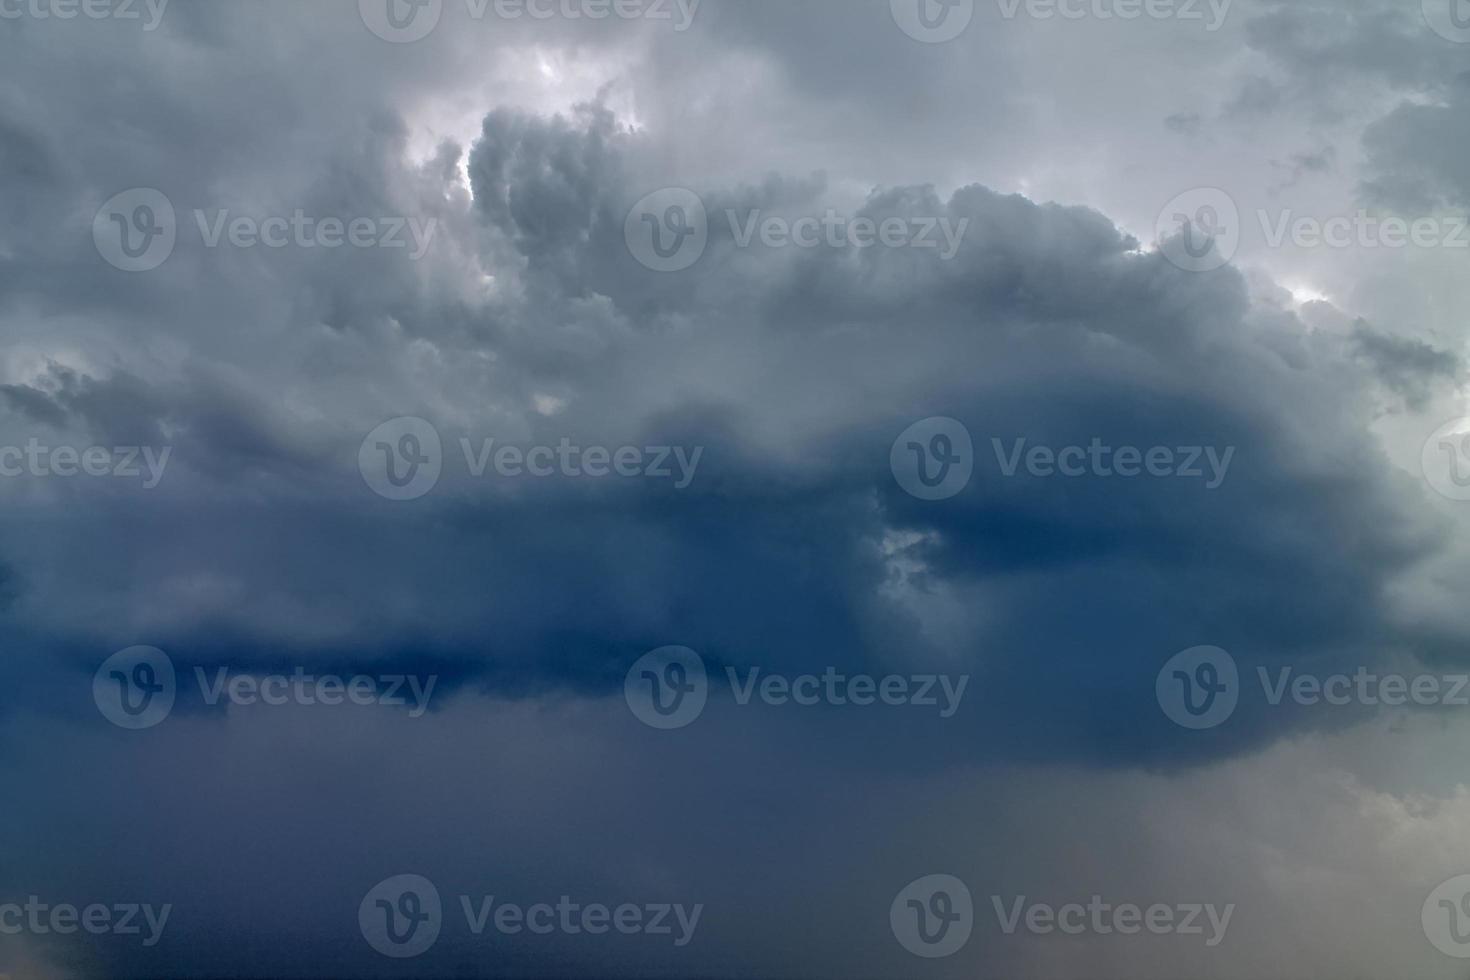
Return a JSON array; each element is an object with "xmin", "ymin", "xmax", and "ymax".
[{"xmin": 4, "ymin": 1, "xmax": 1470, "ymax": 977}]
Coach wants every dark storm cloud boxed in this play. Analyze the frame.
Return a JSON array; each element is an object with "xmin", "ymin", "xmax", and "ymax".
[
  {"xmin": 8, "ymin": 4, "xmax": 1470, "ymax": 980},
  {"xmin": 0, "ymin": 84, "xmax": 1453, "ymax": 774}
]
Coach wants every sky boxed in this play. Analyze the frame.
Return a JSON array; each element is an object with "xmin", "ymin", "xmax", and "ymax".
[{"xmin": 4, "ymin": 0, "xmax": 1470, "ymax": 977}]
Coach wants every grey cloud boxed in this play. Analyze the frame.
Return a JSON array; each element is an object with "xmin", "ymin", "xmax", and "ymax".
[{"xmin": 4, "ymin": 4, "xmax": 1470, "ymax": 978}]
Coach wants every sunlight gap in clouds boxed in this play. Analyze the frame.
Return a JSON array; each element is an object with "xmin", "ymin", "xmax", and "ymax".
[
  {"xmin": 1285, "ymin": 282, "xmax": 1330, "ymax": 306},
  {"xmin": 404, "ymin": 44, "xmax": 641, "ymax": 191}
]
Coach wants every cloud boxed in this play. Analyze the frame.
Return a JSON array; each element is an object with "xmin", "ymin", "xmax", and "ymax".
[{"xmin": 5, "ymin": 3, "xmax": 1470, "ymax": 977}]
